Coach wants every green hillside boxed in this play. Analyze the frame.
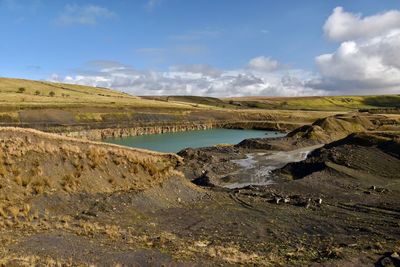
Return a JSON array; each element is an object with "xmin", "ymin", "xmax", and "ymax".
[
  {"xmin": 0, "ymin": 77, "xmax": 194, "ymax": 110},
  {"xmin": 224, "ymin": 95, "xmax": 400, "ymax": 111},
  {"xmin": 142, "ymin": 95, "xmax": 237, "ymax": 109}
]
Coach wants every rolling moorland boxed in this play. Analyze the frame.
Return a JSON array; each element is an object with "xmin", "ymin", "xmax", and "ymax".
[
  {"xmin": 0, "ymin": 77, "xmax": 399, "ymax": 266},
  {"xmin": 1, "ymin": 77, "xmax": 399, "ymax": 137}
]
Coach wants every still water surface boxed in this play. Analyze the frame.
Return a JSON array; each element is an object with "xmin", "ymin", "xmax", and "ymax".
[{"xmin": 104, "ymin": 128, "xmax": 285, "ymax": 153}]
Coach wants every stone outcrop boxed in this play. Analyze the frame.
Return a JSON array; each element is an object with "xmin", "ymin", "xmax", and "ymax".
[
  {"xmin": 59, "ymin": 123, "xmax": 216, "ymax": 140},
  {"xmin": 57, "ymin": 121, "xmax": 294, "ymax": 140}
]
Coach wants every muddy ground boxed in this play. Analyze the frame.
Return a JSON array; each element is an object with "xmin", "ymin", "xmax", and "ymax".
[{"xmin": 1, "ymin": 113, "xmax": 400, "ymax": 266}]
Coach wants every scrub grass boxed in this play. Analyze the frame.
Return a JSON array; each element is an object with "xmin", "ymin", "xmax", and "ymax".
[
  {"xmin": 225, "ymin": 95, "xmax": 400, "ymax": 111},
  {"xmin": 0, "ymin": 77, "xmax": 194, "ymax": 110},
  {"xmin": 0, "ymin": 127, "xmax": 182, "ymax": 212}
]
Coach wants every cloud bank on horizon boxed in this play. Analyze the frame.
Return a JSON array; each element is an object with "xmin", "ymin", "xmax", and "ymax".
[
  {"xmin": 1, "ymin": 1, "xmax": 399, "ymax": 97},
  {"xmin": 50, "ymin": 6, "xmax": 400, "ymax": 97}
]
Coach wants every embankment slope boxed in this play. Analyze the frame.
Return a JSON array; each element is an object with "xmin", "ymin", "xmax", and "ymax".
[
  {"xmin": 278, "ymin": 132, "xmax": 400, "ymax": 194},
  {"xmin": 0, "ymin": 127, "xmax": 183, "ymax": 207},
  {"xmin": 0, "ymin": 116, "xmax": 399, "ymax": 265},
  {"xmin": 237, "ymin": 112, "xmax": 400, "ymax": 150}
]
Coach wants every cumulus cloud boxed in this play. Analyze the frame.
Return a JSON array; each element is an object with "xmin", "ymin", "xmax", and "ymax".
[
  {"xmin": 55, "ymin": 4, "xmax": 115, "ymax": 26},
  {"xmin": 169, "ymin": 64, "xmax": 222, "ymax": 78},
  {"xmin": 312, "ymin": 7, "xmax": 400, "ymax": 94},
  {"xmin": 316, "ymin": 32, "xmax": 400, "ymax": 87},
  {"xmin": 49, "ymin": 59, "xmax": 322, "ymax": 97},
  {"xmin": 48, "ymin": 7, "xmax": 400, "ymax": 97},
  {"xmin": 247, "ymin": 56, "xmax": 279, "ymax": 72},
  {"xmin": 324, "ymin": 7, "xmax": 400, "ymax": 41}
]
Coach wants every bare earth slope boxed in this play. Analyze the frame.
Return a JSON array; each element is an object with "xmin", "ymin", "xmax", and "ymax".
[
  {"xmin": 0, "ymin": 128, "xmax": 211, "ymax": 265},
  {"xmin": 175, "ymin": 114, "xmax": 400, "ymax": 266},
  {"xmin": 0, "ymin": 114, "xmax": 400, "ymax": 265}
]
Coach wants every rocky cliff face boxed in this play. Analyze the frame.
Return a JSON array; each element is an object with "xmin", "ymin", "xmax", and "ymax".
[
  {"xmin": 59, "ymin": 123, "xmax": 216, "ymax": 140},
  {"xmin": 57, "ymin": 121, "xmax": 295, "ymax": 140}
]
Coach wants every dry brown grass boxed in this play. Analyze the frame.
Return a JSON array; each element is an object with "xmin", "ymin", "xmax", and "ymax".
[
  {"xmin": 0, "ymin": 127, "xmax": 182, "ymax": 208},
  {"xmin": 207, "ymin": 245, "xmax": 262, "ymax": 265}
]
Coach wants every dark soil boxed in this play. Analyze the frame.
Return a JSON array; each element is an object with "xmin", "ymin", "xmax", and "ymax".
[{"xmin": 1, "ymin": 114, "xmax": 400, "ymax": 266}]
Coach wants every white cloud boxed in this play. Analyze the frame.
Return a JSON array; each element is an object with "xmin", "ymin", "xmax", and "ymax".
[
  {"xmin": 312, "ymin": 7, "xmax": 400, "ymax": 94},
  {"xmin": 48, "ymin": 7, "xmax": 400, "ymax": 97},
  {"xmin": 169, "ymin": 64, "xmax": 222, "ymax": 78},
  {"xmin": 247, "ymin": 56, "xmax": 279, "ymax": 72},
  {"xmin": 324, "ymin": 7, "xmax": 400, "ymax": 41},
  {"xmin": 55, "ymin": 4, "xmax": 115, "ymax": 26},
  {"xmin": 49, "ymin": 59, "xmax": 322, "ymax": 97}
]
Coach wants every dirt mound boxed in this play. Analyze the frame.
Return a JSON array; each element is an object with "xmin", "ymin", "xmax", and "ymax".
[
  {"xmin": 279, "ymin": 132, "xmax": 400, "ymax": 184},
  {"xmin": 0, "ymin": 127, "xmax": 183, "ymax": 208},
  {"xmin": 178, "ymin": 145, "xmax": 241, "ymax": 181},
  {"xmin": 234, "ymin": 113, "xmax": 399, "ymax": 152},
  {"xmin": 288, "ymin": 113, "xmax": 377, "ymax": 143}
]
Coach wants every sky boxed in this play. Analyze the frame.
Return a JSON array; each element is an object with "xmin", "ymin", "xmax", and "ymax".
[{"xmin": 1, "ymin": 0, "xmax": 400, "ymax": 97}]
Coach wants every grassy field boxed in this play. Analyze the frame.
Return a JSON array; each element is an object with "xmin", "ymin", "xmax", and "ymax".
[
  {"xmin": 224, "ymin": 95, "xmax": 400, "ymax": 111},
  {"xmin": 1, "ymin": 77, "xmax": 399, "ymax": 111},
  {"xmin": 142, "ymin": 95, "xmax": 238, "ymax": 109},
  {"xmin": 0, "ymin": 77, "xmax": 197, "ymax": 110},
  {"xmin": 1, "ymin": 77, "xmax": 398, "ymax": 131}
]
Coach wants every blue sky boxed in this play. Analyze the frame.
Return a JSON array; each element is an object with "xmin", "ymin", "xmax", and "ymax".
[{"xmin": 1, "ymin": 0, "xmax": 400, "ymax": 96}]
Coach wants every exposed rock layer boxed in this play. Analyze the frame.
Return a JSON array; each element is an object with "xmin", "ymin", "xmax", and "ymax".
[{"xmin": 56, "ymin": 120, "xmax": 297, "ymax": 140}]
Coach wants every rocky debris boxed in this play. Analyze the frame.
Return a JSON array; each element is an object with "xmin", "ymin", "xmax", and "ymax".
[
  {"xmin": 236, "ymin": 138, "xmax": 274, "ymax": 150},
  {"xmin": 178, "ymin": 145, "xmax": 243, "ymax": 181},
  {"xmin": 192, "ymin": 171, "xmax": 216, "ymax": 187},
  {"xmin": 277, "ymin": 132, "xmax": 400, "ymax": 181},
  {"xmin": 378, "ymin": 253, "xmax": 400, "ymax": 267},
  {"xmin": 244, "ymin": 191, "xmax": 324, "ymax": 209},
  {"xmin": 304, "ymin": 200, "xmax": 311, "ymax": 209},
  {"xmin": 392, "ymin": 252, "xmax": 400, "ymax": 260}
]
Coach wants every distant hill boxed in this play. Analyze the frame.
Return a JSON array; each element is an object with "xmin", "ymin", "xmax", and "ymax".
[
  {"xmin": 0, "ymin": 77, "xmax": 194, "ymax": 110},
  {"xmin": 2, "ymin": 77, "xmax": 399, "ymax": 111},
  {"xmin": 142, "ymin": 95, "xmax": 237, "ymax": 109},
  {"xmin": 0, "ymin": 77, "xmax": 398, "ymax": 132},
  {"xmin": 224, "ymin": 95, "xmax": 400, "ymax": 111}
]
